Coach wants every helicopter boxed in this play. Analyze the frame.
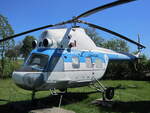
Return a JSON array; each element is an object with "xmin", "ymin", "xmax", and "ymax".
[{"xmin": 0, "ymin": 0, "xmax": 146, "ymax": 101}]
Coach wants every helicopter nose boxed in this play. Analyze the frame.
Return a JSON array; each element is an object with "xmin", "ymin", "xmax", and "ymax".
[{"xmin": 12, "ymin": 72, "xmax": 44, "ymax": 90}]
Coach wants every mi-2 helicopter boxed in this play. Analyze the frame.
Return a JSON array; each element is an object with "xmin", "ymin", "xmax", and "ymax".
[{"xmin": 0, "ymin": 0, "xmax": 145, "ymax": 100}]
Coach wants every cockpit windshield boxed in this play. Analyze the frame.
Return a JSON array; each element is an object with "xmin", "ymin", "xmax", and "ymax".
[{"xmin": 26, "ymin": 53, "xmax": 49, "ymax": 70}]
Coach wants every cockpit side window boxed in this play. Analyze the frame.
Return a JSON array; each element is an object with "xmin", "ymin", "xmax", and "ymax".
[{"xmin": 26, "ymin": 53, "xmax": 49, "ymax": 70}]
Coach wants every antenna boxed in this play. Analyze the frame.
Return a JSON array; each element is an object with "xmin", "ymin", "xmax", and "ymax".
[{"xmin": 136, "ymin": 34, "xmax": 143, "ymax": 60}]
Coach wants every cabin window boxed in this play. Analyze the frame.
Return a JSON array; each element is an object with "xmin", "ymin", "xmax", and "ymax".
[
  {"xmin": 95, "ymin": 58, "xmax": 103, "ymax": 68},
  {"xmin": 86, "ymin": 57, "xmax": 92, "ymax": 68},
  {"xmin": 72, "ymin": 56, "xmax": 80, "ymax": 68}
]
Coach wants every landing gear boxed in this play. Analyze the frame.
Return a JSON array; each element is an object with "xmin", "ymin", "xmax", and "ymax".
[
  {"xmin": 31, "ymin": 90, "xmax": 36, "ymax": 103},
  {"xmin": 59, "ymin": 88, "xmax": 67, "ymax": 93},
  {"xmin": 50, "ymin": 88, "xmax": 67, "ymax": 107},
  {"xmin": 102, "ymin": 87, "xmax": 114, "ymax": 100},
  {"xmin": 105, "ymin": 87, "xmax": 114, "ymax": 100},
  {"xmin": 31, "ymin": 90, "xmax": 36, "ymax": 101},
  {"xmin": 90, "ymin": 77, "xmax": 115, "ymax": 100}
]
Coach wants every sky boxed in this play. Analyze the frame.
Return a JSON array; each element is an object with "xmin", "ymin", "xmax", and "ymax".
[{"xmin": 0, "ymin": 0, "xmax": 150, "ymax": 58}]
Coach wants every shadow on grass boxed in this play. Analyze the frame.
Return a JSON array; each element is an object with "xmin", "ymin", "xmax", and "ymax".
[
  {"xmin": 98, "ymin": 100, "xmax": 150, "ymax": 113},
  {"xmin": 0, "ymin": 91, "xmax": 97, "ymax": 113}
]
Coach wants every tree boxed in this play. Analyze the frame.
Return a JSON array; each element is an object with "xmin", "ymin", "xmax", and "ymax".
[
  {"xmin": 5, "ymin": 43, "xmax": 22, "ymax": 61},
  {"xmin": 84, "ymin": 27, "xmax": 129, "ymax": 53},
  {"xmin": 85, "ymin": 27, "xmax": 105, "ymax": 47},
  {"xmin": 0, "ymin": 14, "xmax": 15, "ymax": 77},
  {"xmin": 20, "ymin": 35, "xmax": 36, "ymax": 60},
  {"xmin": 103, "ymin": 39, "xmax": 129, "ymax": 52},
  {"xmin": 102, "ymin": 39, "xmax": 131, "ymax": 79}
]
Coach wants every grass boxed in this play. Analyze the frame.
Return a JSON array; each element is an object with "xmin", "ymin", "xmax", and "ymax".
[{"xmin": 0, "ymin": 79, "xmax": 150, "ymax": 113}]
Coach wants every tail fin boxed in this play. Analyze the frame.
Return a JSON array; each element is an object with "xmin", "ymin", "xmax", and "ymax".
[{"xmin": 135, "ymin": 34, "xmax": 143, "ymax": 58}]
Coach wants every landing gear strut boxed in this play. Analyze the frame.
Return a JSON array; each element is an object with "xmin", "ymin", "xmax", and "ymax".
[
  {"xmin": 31, "ymin": 90, "xmax": 36, "ymax": 101},
  {"xmin": 50, "ymin": 88, "xmax": 67, "ymax": 107},
  {"xmin": 90, "ymin": 77, "xmax": 115, "ymax": 100}
]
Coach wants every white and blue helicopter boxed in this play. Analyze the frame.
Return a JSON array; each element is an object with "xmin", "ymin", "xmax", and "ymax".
[{"xmin": 0, "ymin": 0, "xmax": 145, "ymax": 100}]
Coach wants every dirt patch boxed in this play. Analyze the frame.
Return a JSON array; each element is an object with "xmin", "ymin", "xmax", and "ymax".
[{"xmin": 30, "ymin": 107, "xmax": 75, "ymax": 113}]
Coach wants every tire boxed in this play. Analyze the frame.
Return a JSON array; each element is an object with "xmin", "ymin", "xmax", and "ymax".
[
  {"xmin": 105, "ymin": 87, "xmax": 114, "ymax": 100},
  {"xmin": 59, "ymin": 88, "xmax": 67, "ymax": 92}
]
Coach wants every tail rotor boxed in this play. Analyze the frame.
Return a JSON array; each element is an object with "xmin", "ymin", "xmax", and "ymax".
[{"xmin": 134, "ymin": 34, "xmax": 145, "ymax": 71}]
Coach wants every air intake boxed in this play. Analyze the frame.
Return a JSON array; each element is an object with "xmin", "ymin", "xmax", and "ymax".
[
  {"xmin": 32, "ymin": 40, "xmax": 37, "ymax": 48},
  {"xmin": 43, "ymin": 38, "xmax": 53, "ymax": 47}
]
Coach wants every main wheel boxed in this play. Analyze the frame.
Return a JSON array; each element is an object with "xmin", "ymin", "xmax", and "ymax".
[
  {"xmin": 59, "ymin": 88, "xmax": 67, "ymax": 93},
  {"xmin": 105, "ymin": 87, "xmax": 114, "ymax": 100}
]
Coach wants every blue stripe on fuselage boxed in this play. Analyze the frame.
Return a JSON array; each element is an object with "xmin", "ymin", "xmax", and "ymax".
[
  {"xmin": 107, "ymin": 53, "xmax": 136, "ymax": 61},
  {"xmin": 31, "ymin": 48, "xmax": 106, "ymax": 63},
  {"xmin": 30, "ymin": 48, "xmax": 136, "ymax": 63}
]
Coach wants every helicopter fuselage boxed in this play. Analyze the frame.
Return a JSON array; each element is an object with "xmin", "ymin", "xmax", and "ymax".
[{"xmin": 12, "ymin": 28, "xmax": 137, "ymax": 91}]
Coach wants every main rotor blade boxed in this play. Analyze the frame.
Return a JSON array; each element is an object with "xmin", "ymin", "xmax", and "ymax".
[
  {"xmin": 75, "ymin": 0, "xmax": 136, "ymax": 19},
  {"xmin": 77, "ymin": 20, "xmax": 145, "ymax": 49},
  {"xmin": 0, "ymin": 20, "xmax": 73, "ymax": 43}
]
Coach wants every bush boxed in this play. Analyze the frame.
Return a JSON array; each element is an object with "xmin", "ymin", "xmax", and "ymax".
[
  {"xmin": 0, "ymin": 59, "xmax": 23, "ymax": 78},
  {"xmin": 103, "ymin": 59, "xmax": 150, "ymax": 81},
  {"xmin": 103, "ymin": 61, "xmax": 134, "ymax": 80}
]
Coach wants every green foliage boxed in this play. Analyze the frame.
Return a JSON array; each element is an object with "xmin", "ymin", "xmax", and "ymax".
[
  {"xmin": 5, "ymin": 49, "xmax": 18, "ymax": 60},
  {"xmin": 104, "ymin": 61, "xmax": 136, "ymax": 80},
  {"xmin": 0, "ymin": 14, "xmax": 15, "ymax": 51},
  {"xmin": 0, "ymin": 14, "xmax": 14, "ymax": 43},
  {"xmin": 20, "ymin": 35, "xmax": 36, "ymax": 59},
  {"xmin": 85, "ymin": 27, "xmax": 104, "ymax": 47},
  {"xmin": 0, "ymin": 60, "xmax": 23, "ymax": 78},
  {"xmin": 136, "ymin": 54, "xmax": 150, "ymax": 72},
  {"xmin": 0, "ymin": 14, "xmax": 15, "ymax": 78},
  {"xmin": 5, "ymin": 43, "xmax": 22, "ymax": 60},
  {"xmin": 85, "ymin": 27, "xmax": 129, "ymax": 53},
  {"xmin": 104, "ymin": 53, "xmax": 150, "ymax": 80},
  {"xmin": 103, "ymin": 39, "xmax": 129, "ymax": 52}
]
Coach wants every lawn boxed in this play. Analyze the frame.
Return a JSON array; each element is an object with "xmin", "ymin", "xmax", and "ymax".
[{"xmin": 0, "ymin": 79, "xmax": 150, "ymax": 113}]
